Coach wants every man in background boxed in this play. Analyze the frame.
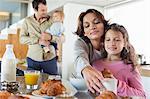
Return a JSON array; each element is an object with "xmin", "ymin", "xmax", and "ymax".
[{"xmin": 20, "ymin": 0, "xmax": 59, "ymax": 75}]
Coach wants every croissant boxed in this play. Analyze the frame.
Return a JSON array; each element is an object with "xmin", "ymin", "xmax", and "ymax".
[
  {"xmin": 39, "ymin": 79, "xmax": 66, "ymax": 96},
  {"xmin": 0, "ymin": 91, "xmax": 11, "ymax": 99}
]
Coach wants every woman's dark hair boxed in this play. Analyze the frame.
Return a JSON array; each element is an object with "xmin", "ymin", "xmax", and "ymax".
[
  {"xmin": 75, "ymin": 9, "xmax": 109, "ymax": 37},
  {"xmin": 32, "ymin": 0, "xmax": 47, "ymax": 11},
  {"xmin": 101, "ymin": 23, "xmax": 138, "ymax": 70}
]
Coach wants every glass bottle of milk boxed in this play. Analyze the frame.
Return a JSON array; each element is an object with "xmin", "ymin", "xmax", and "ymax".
[{"xmin": 1, "ymin": 44, "xmax": 16, "ymax": 82}]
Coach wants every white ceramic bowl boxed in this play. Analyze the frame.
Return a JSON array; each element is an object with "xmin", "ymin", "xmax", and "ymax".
[{"xmin": 69, "ymin": 77, "xmax": 88, "ymax": 92}]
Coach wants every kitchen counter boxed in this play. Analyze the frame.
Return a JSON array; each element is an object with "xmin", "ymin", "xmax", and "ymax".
[{"xmin": 140, "ymin": 65, "xmax": 150, "ymax": 77}]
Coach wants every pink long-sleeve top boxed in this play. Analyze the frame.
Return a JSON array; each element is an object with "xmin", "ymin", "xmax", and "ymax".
[{"xmin": 93, "ymin": 60, "xmax": 146, "ymax": 98}]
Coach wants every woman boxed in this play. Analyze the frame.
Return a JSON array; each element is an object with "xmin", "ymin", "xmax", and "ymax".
[{"xmin": 74, "ymin": 9, "xmax": 109, "ymax": 93}]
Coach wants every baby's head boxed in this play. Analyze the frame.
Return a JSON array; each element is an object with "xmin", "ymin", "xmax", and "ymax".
[{"xmin": 52, "ymin": 10, "xmax": 64, "ymax": 22}]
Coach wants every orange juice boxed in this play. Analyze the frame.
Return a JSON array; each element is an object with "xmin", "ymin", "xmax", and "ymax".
[{"xmin": 24, "ymin": 73, "xmax": 39, "ymax": 85}]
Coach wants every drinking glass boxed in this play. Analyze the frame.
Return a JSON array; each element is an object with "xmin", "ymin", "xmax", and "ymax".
[{"xmin": 24, "ymin": 70, "xmax": 40, "ymax": 90}]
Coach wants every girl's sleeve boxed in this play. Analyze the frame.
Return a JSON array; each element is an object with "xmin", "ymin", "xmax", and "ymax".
[{"xmin": 117, "ymin": 68, "xmax": 146, "ymax": 98}]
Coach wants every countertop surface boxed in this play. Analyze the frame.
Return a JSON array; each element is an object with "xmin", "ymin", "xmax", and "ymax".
[{"xmin": 140, "ymin": 65, "xmax": 150, "ymax": 77}]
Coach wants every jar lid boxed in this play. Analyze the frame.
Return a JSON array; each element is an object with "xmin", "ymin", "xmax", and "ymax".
[{"xmin": 0, "ymin": 81, "xmax": 19, "ymax": 94}]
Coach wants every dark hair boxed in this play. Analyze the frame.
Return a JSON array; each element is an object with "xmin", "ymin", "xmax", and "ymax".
[
  {"xmin": 32, "ymin": 0, "xmax": 47, "ymax": 11},
  {"xmin": 101, "ymin": 23, "xmax": 138, "ymax": 69},
  {"xmin": 75, "ymin": 9, "xmax": 109, "ymax": 37}
]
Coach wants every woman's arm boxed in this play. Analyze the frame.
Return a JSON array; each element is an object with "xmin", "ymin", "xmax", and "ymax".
[
  {"xmin": 74, "ymin": 39, "xmax": 91, "ymax": 76},
  {"xmin": 74, "ymin": 39, "xmax": 104, "ymax": 93}
]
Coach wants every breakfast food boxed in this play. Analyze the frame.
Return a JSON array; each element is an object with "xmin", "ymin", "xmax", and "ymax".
[
  {"xmin": 38, "ymin": 79, "xmax": 66, "ymax": 96},
  {"xmin": 102, "ymin": 68, "xmax": 112, "ymax": 78},
  {"xmin": 0, "ymin": 91, "xmax": 11, "ymax": 99},
  {"xmin": 95, "ymin": 91, "xmax": 117, "ymax": 99}
]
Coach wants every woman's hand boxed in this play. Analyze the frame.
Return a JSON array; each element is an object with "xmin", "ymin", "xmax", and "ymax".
[{"xmin": 82, "ymin": 66, "xmax": 104, "ymax": 93}]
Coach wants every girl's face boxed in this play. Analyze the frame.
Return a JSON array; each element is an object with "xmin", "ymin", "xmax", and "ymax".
[
  {"xmin": 83, "ymin": 13, "xmax": 104, "ymax": 41},
  {"xmin": 104, "ymin": 29, "xmax": 125, "ymax": 56}
]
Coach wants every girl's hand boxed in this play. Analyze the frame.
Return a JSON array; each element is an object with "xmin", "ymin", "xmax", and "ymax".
[{"xmin": 82, "ymin": 66, "xmax": 105, "ymax": 93}]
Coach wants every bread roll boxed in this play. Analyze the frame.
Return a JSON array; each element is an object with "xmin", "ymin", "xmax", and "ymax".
[
  {"xmin": 95, "ymin": 91, "xmax": 117, "ymax": 99},
  {"xmin": 102, "ymin": 68, "xmax": 112, "ymax": 78},
  {"xmin": 0, "ymin": 91, "xmax": 11, "ymax": 99},
  {"xmin": 8, "ymin": 95, "xmax": 29, "ymax": 99}
]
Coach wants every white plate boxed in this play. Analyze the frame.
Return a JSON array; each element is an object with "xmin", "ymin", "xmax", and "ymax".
[
  {"xmin": 32, "ymin": 79, "xmax": 77, "ymax": 98},
  {"xmin": 32, "ymin": 90, "xmax": 54, "ymax": 98}
]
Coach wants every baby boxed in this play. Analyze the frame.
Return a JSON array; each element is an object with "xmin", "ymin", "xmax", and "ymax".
[
  {"xmin": 42, "ymin": 10, "xmax": 65, "ymax": 54},
  {"xmin": 46, "ymin": 10, "xmax": 65, "ymax": 36}
]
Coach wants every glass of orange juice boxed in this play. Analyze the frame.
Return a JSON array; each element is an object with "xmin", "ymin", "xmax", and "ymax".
[{"xmin": 24, "ymin": 70, "xmax": 40, "ymax": 90}]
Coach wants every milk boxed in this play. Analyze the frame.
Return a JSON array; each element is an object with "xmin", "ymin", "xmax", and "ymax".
[{"xmin": 1, "ymin": 44, "xmax": 16, "ymax": 82}]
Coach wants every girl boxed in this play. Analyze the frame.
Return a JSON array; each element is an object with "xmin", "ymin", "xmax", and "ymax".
[{"xmin": 93, "ymin": 23, "xmax": 145, "ymax": 98}]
